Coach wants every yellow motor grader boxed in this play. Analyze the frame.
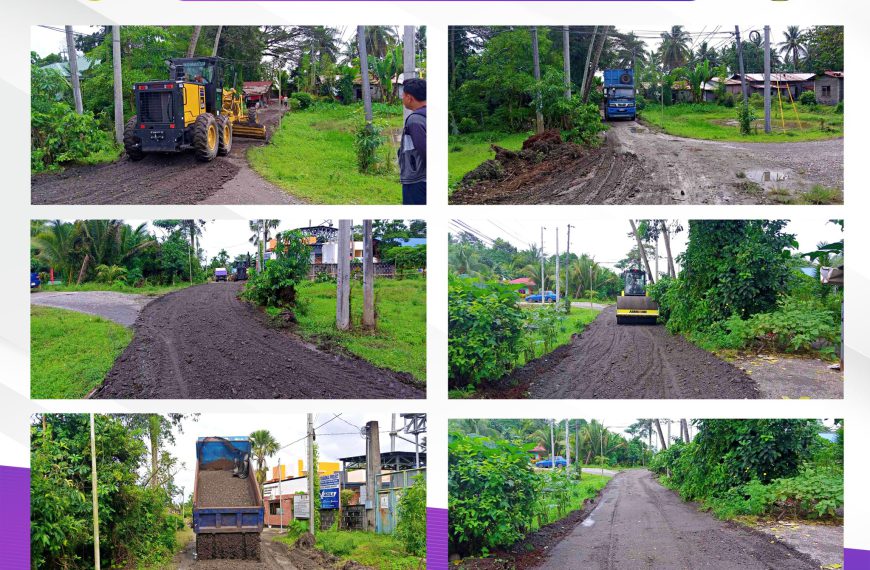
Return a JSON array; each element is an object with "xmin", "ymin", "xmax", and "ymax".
[{"xmin": 123, "ymin": 57, "xmax": 266, "ymax": 162}]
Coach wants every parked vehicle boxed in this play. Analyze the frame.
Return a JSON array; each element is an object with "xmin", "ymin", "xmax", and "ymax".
[
  {"xmin": 536, "ymin": 456, "xmax": 568, "ymax": 468},
  {"xmin": 603, "ymin": 68, "xmax": 636, "ymax": 121},
  {"xmin": 215, "ymin": 267, "xmax": 228, "ymax": 282},
  {"xmin": 30, "ymin": 272, "xmax": 41, "ymax": 289},
  {"xmin": 525, "ymin": 291, "xmax": 558, "ymax": 303},
  {"xmin": 193, "ymin": 437, "xmax": 263, "ymax": 561}
]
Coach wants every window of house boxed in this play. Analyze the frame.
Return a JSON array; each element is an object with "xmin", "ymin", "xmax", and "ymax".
[
  {"xmin": 269, "ymin": 501, "xmax": 279, "ymax": 515},
  {"xmin": 822, "ymin": 85, "xmax": 832, "ymax": 97}
]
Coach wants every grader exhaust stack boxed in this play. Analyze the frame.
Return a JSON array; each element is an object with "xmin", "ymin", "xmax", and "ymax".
[{"xmin": 615, "ymin": 268, "xmax": 660, "ymax": 325}]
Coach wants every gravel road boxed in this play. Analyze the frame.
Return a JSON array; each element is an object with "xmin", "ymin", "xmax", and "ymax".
[
  {"xmin": 502, "ymin": 307, "xmax": 760, "ymax": 399},
  {"xmin": 30, "ymin": 290, "xmax": 154, "ymax": 326},
  {"xmin": 91, "ymin": 282, "xmax": 424, "ymax": 399},
  {"xmin": 31, "ymin": 108, "xmax": 299, "ymax": 205},
  {"xmin": 533, "ymin": 470, "xmax": 820, "ymax": 569}
]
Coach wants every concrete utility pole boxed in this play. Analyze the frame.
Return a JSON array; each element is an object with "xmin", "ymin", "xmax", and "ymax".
[
  {"xmin": 362, "ymin": 220, "xmax": 375, "ymax": 329},
  {"xmin": 403, "ymin": 26, "xmax": 416, "ymax": 121},
  {"xmin": 65, "ymin": 26, "xmax": 83, "ymax": 114},
  {"xmin": 734, "ymin": 26, "xmax": 749, "ymax": 104},
  {"xmin": 566, "ymin": 224, "xmax": 573, "ymax": 311},
  {"xmin": 89, "ymin": 414, "xmax": 101, "ymax": 570},
  {"xmin": 763, "ymin": 25, "xmax": 772, "ymax": 133},
  {"xmin": 307, "ymin": 414, "xmax": 315, "ymax": 535},
  {"xmin": 390, "ymin": 414, "xmax": 397, "ymax": 452},
  {"xmin": 565, "ymin": 419, "xmax": 570, "ymax": 480},
  {"xmin": 581, "ymin": 26, "xmax": 598, "ymax": 103},
  {"xmin": 531, "ymin": 27, "xmax": 544, "ymax": 134},
  {"xmin": 112, "ymin": 26, "xmax": 123, "ymax": 144},
  {"xmin": 563, "ymin": 26, "xmax": 572, "ymax": 99},
  {"xmin": 277, "ymin": 458, "xmax": 284, "ymax": 531},
  {"xmin": 365, "ymin": 421, "xmax": 381, "ymax": 531},
  {"xmin": 357, "ymin": 26, "xmax": 373, "ymax": 125},
  {"xmin": 654, "ymin": 233, "xmax": 659, "ymax": 280},
  {"xmin": 540, "ymin": 227, "xmax": 546, "ymax": 304},
  {"xmin": 336, "ymin": 220, "xmax": 352, "ymax": 330},
  {"xmin": 555, "ymin": 228, "xmax": 560, "ymax": 306}
]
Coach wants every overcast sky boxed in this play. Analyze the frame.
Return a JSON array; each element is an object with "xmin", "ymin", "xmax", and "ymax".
[
  {"xmin": 160, "ymin": 412, "xmax": 422, "ymax": 503},
  {"xmin": 450, "ymin": 219, "xmax": 843, "ymax": 273}
]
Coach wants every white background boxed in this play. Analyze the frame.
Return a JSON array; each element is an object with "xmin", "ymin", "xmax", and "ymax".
[{"xmin": 2, "ymin": 0, "xmax": 866, "ymax": 553}]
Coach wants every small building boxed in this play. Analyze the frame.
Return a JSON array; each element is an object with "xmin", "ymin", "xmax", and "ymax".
[
  {"xmin": 529, "ymin": 444, "xmax": 547, "ymax": 463},
  {"xmin": 41, "ymin": 55, "xmax": 97, "ymax": 79},
  {"xmin": 243, "ymin": 80, "xmax": 275, "ymax": 107},
  {"xmin": 394, "ymin": 237, "xmax": 427, "ymax": 248},
  {"xmin": 730, "ymin": 73, "xmax": 816, "ymax": 100},
  {"xmin": 508, "ymin": 277, "xmax": 536, "ymax": 296},
  {"xmin": 814, "ymin": 71, "xmax": 844, "ymax": 105}
]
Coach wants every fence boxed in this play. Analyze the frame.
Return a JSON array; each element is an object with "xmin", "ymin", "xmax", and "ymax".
[
  {"xmin": 375, "ymin": 467, "xmax": 426, "ymax": 535},
  {"xmin": 308, "ymin": 263, "xmax": 396, "ymax": 279}
]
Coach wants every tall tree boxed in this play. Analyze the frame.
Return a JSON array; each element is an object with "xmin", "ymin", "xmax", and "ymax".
[
  {"xmin": 250, "ymin": 429, "xmax": 280, "ymax": 493},
  {"xmin": 629, "ymin": 219, "xmax": 655, "ymax": 283},
  {"xmin": 778, "ymin": 26, "xmax": 806, "ymax": 71},
  {"xmin": 186, "ymin": 26, "xmax": 202, "ymax": 57},
  {"xmin": 659, "ymin": 25, "xmax": 691, "ymax": 71}
]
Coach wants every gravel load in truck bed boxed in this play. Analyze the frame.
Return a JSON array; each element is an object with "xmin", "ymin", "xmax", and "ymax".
[{"xmin": 196, "ymin": 470, "xmax": 256, "ymax": 508}]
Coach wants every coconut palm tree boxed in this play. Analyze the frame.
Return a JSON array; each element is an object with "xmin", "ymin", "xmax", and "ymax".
[
  {"xmin": 778, "ymin": 26, "xmax": 807, "ymax": 71},
  {"xmin": 32, "ymin": 220, "xmax": 77, "ymax": 284},
  {"xmin": 249, "ymin": 220, "xmax": 280, "ymax": 272},
  {"xmin": 659, "ymin": 26, "xmax": 691, "ymax": 71},
  {"xmin": 249, "ymin": 429, "xmax": 280, "ymax": 492},
  {"xmin": 614, "ymin": 32, "xmax": 648, "ymax": 69}
]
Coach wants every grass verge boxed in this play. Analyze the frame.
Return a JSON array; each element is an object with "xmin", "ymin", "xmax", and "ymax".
[
  {"xmin": 516, "ymin": 307, "xmax": 599, "ymax": 367},
  {"xmin": 278, "ymin": 527, "xmax": 424, "ymax": 570},
  {"xmin": 35, "ymin": 282, "xmax": 193, "ymax": 296},
  {"xmin": 289, "ymin": 278, "xmax": 426, "ymax": 382},
  {"xmin": 31, "ymin": 306, "xmax": 133, "ymax": 398},
  {"xmin": 249, "ymin": 102, "xmax": 404, "ymax": 204},
  {"xmin": 639, "ymin": 102, "xmax": 843, "ymax": 142},
  {"xmin": 531, "ymin": 474, "xmax": 610, "ymax": 531},
  {"xmin": 448, "ymin": 131, "xmax": 530, "ymax": 189}
]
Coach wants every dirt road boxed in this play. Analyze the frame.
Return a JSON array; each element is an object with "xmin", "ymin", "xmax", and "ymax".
[
  {"xmin": 31, "ymin": 108, "xmax": 300, "ymax": 205},
  {"xmin": 174, "ymin": 529, "xmax": 304, "ymax": 570},
  {"xmin": 533, "ymin": 470, "xmax": 820, "ymax": 569},
  {"xmin": 30, "ymin": 290, "xmax": 153, "ymax": 326},
  {"xmin": 91, "ymin": 282, "xmax": 423, "ymax": 399},
  {"xmin": 732, "ymin": 354, "xmax": 843, "ymax": 399},
  {"xmin": 450, "ymin": 123, "xmax": 842, "ymax": 205},
  {"xmin": 500, "ymin": 307, "xmax": 759, "ymax": 399}
]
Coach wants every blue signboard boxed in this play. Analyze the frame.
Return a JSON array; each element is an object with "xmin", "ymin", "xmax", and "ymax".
[{"xmin": 320, "ymin": 473, "xmax": 341, "ymax": 510}]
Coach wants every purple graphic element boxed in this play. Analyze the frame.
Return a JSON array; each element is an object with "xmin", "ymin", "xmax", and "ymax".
[
  {"xmin": 0, "ymin": 466, "xmax": 29, "ymax": 569},
  {"xmin": 846, "ymin": 548, "xmax": 870, "ymax": 568},
  {"xmin": 427, "ymin": 507, "xmax": 448, "ymax": 568}
]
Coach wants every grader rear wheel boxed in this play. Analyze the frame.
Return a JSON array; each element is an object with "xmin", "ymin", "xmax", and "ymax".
[
  {"xmin": 122, "ymin": 115, "xmax": 145, "ymax": 161},
  {"xmin": 193, "ymin": 113, "xmax": 219, "ymax": 162},
  {"xmin": 217, "ymin": 116, "xmax": 233, "ymax": 156}
]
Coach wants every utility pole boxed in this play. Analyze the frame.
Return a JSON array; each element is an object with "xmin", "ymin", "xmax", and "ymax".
[
  {"xmin": 735, "ymin": 26, "xmax": 749, "ymax": 104},
  {"xmin": 555, "ymin": 228, "xmax": 560, "ymax": 306},
  {"xmin": 549, "ymin": 419, "xmax": 556, "ymax": 468},
  {"xmin": 565, "ymin": 225, "xmax": 573, "ymax": 312},
  {"xmin": 581, "ymin": 26, "xmax": 598, "ymax": 103},
  {"xmin": 565, "ymin": 419, "xmax": 570, "ymax": 480},
  {"xmin": 390, "ymin": 414, "xmax": 397, "ymax": 452},
  {"xmin": 531, "ymin": 27, "xmax": 544, "ymax": 134},
  {"xmin": 403, "ymin": 26, "xmax": 416, "ymax": 121},
  {"xmin": 90, "ymin": 414, "xmax": 101, "ymax": 570},
  {"xmin": 763, "ymin": 25, "xmax": 772, "ymax": 134},
  {"xmin": 180, "ymin": 487, "xmax": 185, "ymax": 524},
  {"xmin": 357, "ymin": 26, "xmax": 373, "ymax": 125},
  {"xmin": 540, "ymin": 227, "xmax": 546, "ymax": 304},
  {"xmin": 307, "ymin": 414, "xmax": 315, "ymax": 535},
  {"xmin": 336, "ymin": 219, "xmax": 352, "ymax": 330},
  {"xmin": 654, "ymin": 233, "xmax": 659, "ymax": 280},
  {"xmin": 563, "ymin": 26, "xmax": 572, "ymax": 99},
  {"xmin": 112, "ymin": 26, "xmax": 123, "ymax": 144},
  {"xmin": 277, "ymin": 458, "xmax": 284, "ymax": 531},
  {"xmin": 365, "ymin": 421, "xmax": 381, "ymax": 531},
  {"xmin": 362, "ymin": 220, "xmax": 375, "ymax": 329},
  {"xmin": 65, "ymin": 26, "xmax": 83, "ymax": 114}
]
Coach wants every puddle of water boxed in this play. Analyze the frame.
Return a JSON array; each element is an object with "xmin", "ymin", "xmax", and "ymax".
[{"xmin": 745, "ymin": 169, "xmax": 789, "ymax": 183}]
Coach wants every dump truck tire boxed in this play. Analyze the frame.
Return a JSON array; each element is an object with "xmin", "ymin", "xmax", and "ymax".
[
  {"xmin": 122, "ymin": 115, "xmax": 145, "ymax": 161},
  {"xmin": 217, "ymin": 115, "xmax": 233, "ymax": 156},
  {"xmin": 193, "ymin": 113, "xmax": 219, "ymax": 162}
]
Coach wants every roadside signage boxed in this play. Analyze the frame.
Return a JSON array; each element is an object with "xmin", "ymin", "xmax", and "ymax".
[
  {"xmin": 293, "ymin": 494, "xmax": 310, "ymax": 519},
  {"xmin": 320, "ymin": 473, "xmax": 341, "ymax": 509}
]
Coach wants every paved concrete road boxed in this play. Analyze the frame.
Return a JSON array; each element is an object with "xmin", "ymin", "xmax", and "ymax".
[
  {"xmin": 534, "ymin": 470, "xmax": 820, "ymax": 569},
  {"xmin": 31, "ymin": 290, "xmax": 154, "ymax": 327}
]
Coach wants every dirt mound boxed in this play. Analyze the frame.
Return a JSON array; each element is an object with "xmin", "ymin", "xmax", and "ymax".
[
  {"xmin": 295, "ymin": 532, "xmax": 316, "ymax": 548},
  {"xmin": 196, "ymin": 470, "xmax": 255, "ymax": 508},
  {"xmin": 451, "ymin": 131, "xmax": 668, "ymax": 205}
]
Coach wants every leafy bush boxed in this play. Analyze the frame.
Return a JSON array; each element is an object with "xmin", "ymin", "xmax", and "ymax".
[
  {"xmin": 719, "ymin": 92, "xmax": 736, "ymax": 108},
  {"xmin": 799, "ymin": 91, "xmax": 817, "ymax": 106},
  {"xmin": 353, "ymin": 123, "xmax": 384, "ymax": 173},
  {"xmin": 94, "ymin": 264, "xmax": 128, "ymax": 285},
  {"xmin": 448, "ymin": 277, "xmax": 526, "ymax": 388},
  {"xmin": 766, "ymin": 465, "xmax": 843, "ymax": 519},
  {"xmin": 396, "ymin": 475, "xmax": 426, "ymax": 556},
  {"xmin": 749, "ymin": 92, "xmax": 765, "ymax": 109},
  {"xmin": 381, "ymin": 245, "xmax": 426, "ymax": 272},
  {"xmin": 448, "ymin": 432, "xmax": 541, "ymax": 556},
  {"xmin": 291, "ymin": 92, "xmax": 314, "ymax": 109},
  {"xmin": 243, "ymin": 230, "xmax": 311, "ymax": 308},
  {"xmin": 737, "ymin": 100, "xmax": 757, "ymax": 135},
  {"xmin": 458, "ymin": 117, "xmax": 479, "ymax": 134},
  {"xmin": 564, "ymin": 102, "xmax": 606, "ymax": 146},
  {"xmin": 32, "ymin": 102, "xmax": 120, "ymax": 172},
  {"xmin": 835, "ymin": 101, "xmax": 844, "ymax": 114}
]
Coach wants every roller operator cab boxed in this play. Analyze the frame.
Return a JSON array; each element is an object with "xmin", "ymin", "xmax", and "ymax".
[
  {"xmin": 603, "ymin": 69, "xmax": 636, "ymax": 121},
  {"xmin": 615, "ymin": 268, "xmax": 660, "ymax": 325},
  {"xmin": 124, "ymin": 57, "xmax": 233, "ymax": 162}
]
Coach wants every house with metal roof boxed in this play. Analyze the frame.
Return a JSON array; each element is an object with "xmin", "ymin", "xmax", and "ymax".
[
  {"xmin": 730, "ymin": 73, "xmax": 816, "ymax": 100},
  {"xmin": 815, "ymin": 71, "xmax": 844, "ymax": 106}
]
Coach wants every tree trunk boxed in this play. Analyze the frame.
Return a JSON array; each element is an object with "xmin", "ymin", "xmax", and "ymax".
[
  {"xmin": 660, "ymin": 221, "xmax": 676, "ymax": 278},
  {"xmin": 148, "ymin": 415, "xmax": 161, "ymax": 488},
  {"xmin": 531, "ymin": 28, "xmax": 544, "ymax": 134},
  {"xmin": 77, "ymin": 254, "xmax": 90, "ymax": 285},
  {"xmin": 187, "ymin": 26, "xmax": 202, "ymax": 57},
  {"xmin": 65, "ymin": 26, "xmax": 83, "ymax": 114},
  {"xmin": 653, "ymin": 419, "xmax": 668, "ymax": 450},
  {"xmin": 584, "ymin": 27, "xmax": 610, "ymax": 103},
  {"xmin": 580, "ymin": 26, "xmax": 598, "ymax": 103},
  {"xmin": 212, "ymin": 26, "xmax": 223, "ymax": 57},
  {"xmin": 680, "ymin": 419, "xmax": 690, "ymax": 443},
  {"xmin": 629, "ymin": 220, "xmax": 655, "ymax": 283},
  {"xmin": 357, "ymin": 27, "xmax": 373, "ymax": 124}
]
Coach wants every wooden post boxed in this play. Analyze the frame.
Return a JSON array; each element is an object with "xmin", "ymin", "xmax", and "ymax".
[
  {"xmin": 112, "ymin": 26, "xmax": 123, "ymax": 144},
  {"xmin": 336, "ymin": 220, "xmax": 352, "ymax": 330},
  {"xmin": 90, "ymin": 414, "xmax": 101, "ymax": 570},
  {"xmin": 362, "ymin": 220, "xmax": 375, "ymax": 329},
  {"xmin": 65, "ymin": 26, "xmax": 83, "ymax": 114},
  {"xmin": 357, "ymin": 27, "xmax": 373, "ymax": 125}
]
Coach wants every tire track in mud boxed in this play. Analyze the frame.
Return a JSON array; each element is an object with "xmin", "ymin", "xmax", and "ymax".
[
  {"xmin": 500, "ymin": 307, "xmax": 759, "ymax": 399},
  {"xmin": 91, "ymin": 282, "xmax": 423, "ymax": 399}
]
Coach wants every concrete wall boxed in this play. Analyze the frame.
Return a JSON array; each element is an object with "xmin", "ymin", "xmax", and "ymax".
[{"xmin": 815, "ymin": 76, "xmax": 844, "ymax": 105}]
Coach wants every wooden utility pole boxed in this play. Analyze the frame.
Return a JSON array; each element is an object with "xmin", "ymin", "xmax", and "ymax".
[
  {"xmin": 187, "ymin": 26, "xmax": 202, "ymax": 57},
  {"xmin": 531, "ymin": 27, "xmax": 544, "ymax": 134},
  {"xmin": 212, "ymin": 26, "xmax": 222, "ymax": 57},
  {"xmin": 763, "ymin": 25, "xmax": 772, "ymax": 133},
  {"xmin": 112, "ymin": 26, "xmax": 123, "ymax": 144},
  {"xmin": 90, "ymin": 414, "xmax": 101, "ymax": 570},
  {"xmin": 65, "ymin": 26, "xmax": 83, "ymax": 114},
  {"xmin": 362, "ymin": 220, "xmax": 375, "ymax": 329},
  {"xmin": 357, "ymin": 26, "xmax": 373, "ymax": 125},
  {"xmin": 581, "ymin": 26, "xmax": 598, "ymax": 102},
  {"xmin": 336, "ymin": 220, "xmax": 352, "ymax": 330},
  {"xmin": 307, "ymin": 414, "xmax": 315, "ymax": 535},
  {"xmin": 735, "ymin": 26, "xmax": 749, "ymax": 103},
  {"xmin": 403, "ymin": 26, "xmax": 416, "ymax": 121},
  {"xmin": 563, "ymin": 26, "xmax": 572, "ymax": 99},
  {"xmin": 365, "ymin": 421, "xmax": 381, "ymax": 531}
]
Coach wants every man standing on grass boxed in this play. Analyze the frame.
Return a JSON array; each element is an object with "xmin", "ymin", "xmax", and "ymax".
[{"xmin": 399, "ymin": 78, "xmax": 427, "ymax": 205}]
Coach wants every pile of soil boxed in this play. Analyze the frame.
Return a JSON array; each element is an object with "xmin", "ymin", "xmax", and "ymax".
[
  {"xmin": 196, "ymin": 470, "xmax": 255, "ymax": 508},
  {"xmin": 450, "ymin": 130, "xmax": 662, "ymax": 205}
]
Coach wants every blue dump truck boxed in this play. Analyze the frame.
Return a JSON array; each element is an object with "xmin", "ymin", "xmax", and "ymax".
[
  {"xmin": 603, "ymin": 69, "xmax": 637, "ymax": 121},
  {"xmin": 193, "ymin": 437, "xmax": 264, "ymax": 561}
]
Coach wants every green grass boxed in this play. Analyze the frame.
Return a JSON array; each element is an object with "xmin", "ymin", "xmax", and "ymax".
[
  {"xmin": 278, "ymin": 528, "xmax": 424, "ymax": 570},
  {"xmin": 292, "ymin": 278, "xmax": 426, "ymax": 382},
  {"xmin": 37, "ymin": 281, "xmax": 193, "ymax": 296},
  {"xmin": 640, "ymin": 102, "xmax": 843, "ymax": 142},
  {"xmin": 530, "ymin": 474, "xmax": 610, "ymax": 531},
  {"xmin": 517, "ymin": 307, "xmax": 599, "ymax": 367},
  {"xmin": 448, "ymin": 131, "xmax": 530, "ymax": 189},
  {"xmin": 31, "ymin": 305, "xmax": 133, "ymax": 398},
  {"xmin": 248, "ymin": 103, "xmax": 404, "ymax": 204}
]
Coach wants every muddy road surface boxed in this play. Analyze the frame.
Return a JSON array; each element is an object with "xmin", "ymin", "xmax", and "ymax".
[
  {"xmin": 30, "ymin": 290, "xmax": 153, "ymax": 326},
  {"xmin": 533, "ymin": 470, "xmax": 820, "ymax": 569},
  {"xmin": 500, "ymin": 307, "xmax": 759, "ymax": 399},
  {"xmin": 32, "ymin": 108, "xmax": 300, "ymax": 205},
  {"xmin": 451, "ymin": 123, "xmax": 842, "ymax": 205},
  {"xmin": 174, "ymin": 529, "xmax": 307, "ymax": 570},
  {"xmin": 91, "ymin": 282, "xmax": 423, "ymax": 399}
]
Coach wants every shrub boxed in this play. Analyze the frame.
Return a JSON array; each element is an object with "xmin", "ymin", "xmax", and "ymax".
[
  {"xmin": 798, "ymin": 91, "xmax": 817, "ymax": 106},
  {"xmin": 737, "ymin": 101, "xmax": 757, "ymax": 135},
  {"xmin": 290, "ymin": 92, "xmax": 313, "ymax": 109},
  {"xmin": 564, "ymin": 101, "xmax": 606, "ymax": 146},
  {"xmin": 353, "ymin": 123, "xmax": 384, "ymax": 173},
  {"xmin": 719, "ymin": 92, "xmax": 736, "ymax": 108},
  {"xmin": 31, "ymin": 102, "xmax": 120, "ymax": 172},
  {"xmin": 749, "ymin": 92, "xmax": 764, "ymax": 109},
  {"xmin": 767, "ymin": 465, "xmax": 843, "ymax": 519},
  {"xmin": 458, "ymin": 117, "xmax": 479, "ymax": 134},
  {"xmin": 396, "ymin": 475, "xmax": 426, "ymax": 556},
  {"xmin": 242, "ymin": 230, "xmax": 310, "ymax": 308},
  {"xmin": 835, "ymin": 101, "xmax": 844, "ymax": 114},
  {"xmin": 94, "ymin": 264, "xmax": 128, "ymax": 285}
]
